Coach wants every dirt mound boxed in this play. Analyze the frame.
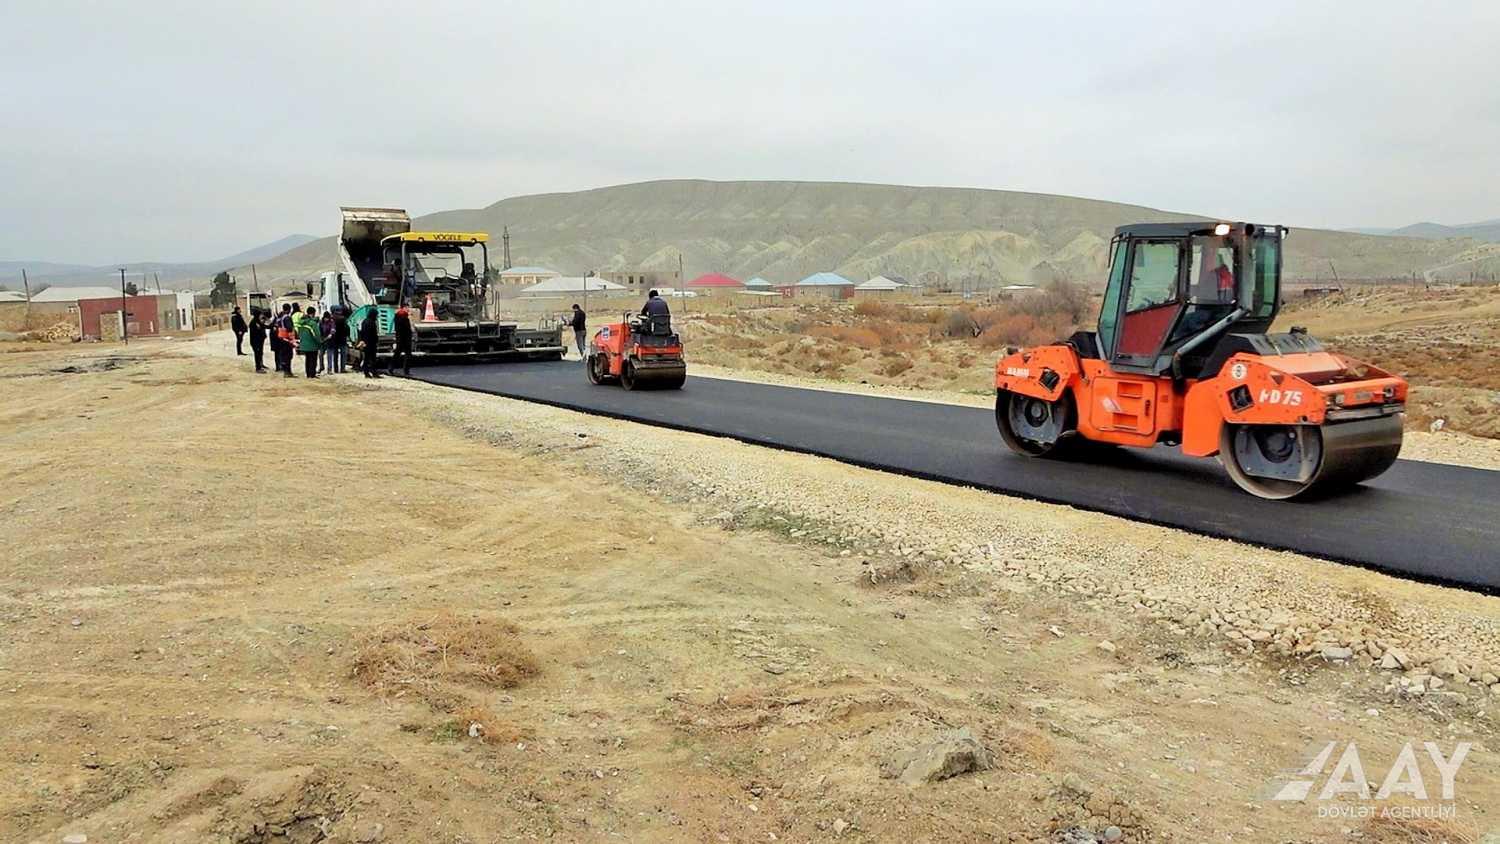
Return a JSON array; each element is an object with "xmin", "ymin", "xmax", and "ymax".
[
  {"xmin": 351, "ymin": 613, "xmax": 539, "ymax": 706},
  {"xmin": 214, "ymin": 767, "xmax": 356, "ymax": 844}
]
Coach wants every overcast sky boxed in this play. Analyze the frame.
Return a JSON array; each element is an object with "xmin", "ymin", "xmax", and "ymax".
[{"xmin": 2, "ymin": 0, "xmax": 1496, "ymax": 264}]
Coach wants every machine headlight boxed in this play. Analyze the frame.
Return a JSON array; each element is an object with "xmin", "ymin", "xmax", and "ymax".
[{"xmin": 1214, "ymin": 223, "xmax": 1231, "ymax": 236}]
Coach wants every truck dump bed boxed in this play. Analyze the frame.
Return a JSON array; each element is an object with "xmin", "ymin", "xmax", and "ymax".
[{"xmin": 340, "ymin": 207, "xmax": 410, "ymax": 296}]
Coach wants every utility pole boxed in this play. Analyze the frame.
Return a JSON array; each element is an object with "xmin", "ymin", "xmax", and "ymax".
[
  {"xmin": 119, "ymin": 268, "xmax": 129, "ymax": 344},
  {"xmin": 251, "ymin": 263, "xmax": 259, "ymax": 292},
  {"xmin": 154, "ymin": 272, "xmax": 162, "ymax": 295},
  {"xmin": 583, "ymin": 269, "xmax": 594, "ymax": 316},
  {"xmin": 20, "ymin": 268, "xmax": 30, "ymax": 302},
  {"xmin": 678, "ymin": 252, "xmax": 687, "ymax": 318},
  {"xmin": 502, "ymin": 226, "xmax": 512, "ymax": 270}
]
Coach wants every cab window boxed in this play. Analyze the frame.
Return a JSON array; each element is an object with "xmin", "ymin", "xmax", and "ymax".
[
  {"xmin": 1126, "ymin": 241, "xmax": 1181, "ymax": 311},
  {"xmin": 1096, "ymin": 237, "xmax": 1126, "ymax": 354},
  {"xmin": 1187, "ymin": 237, "xmax": 1236, "ymax": 304},
  {"xmin": 1251, "ymin": 236, "xmax": 1280, "ymax": 318}
]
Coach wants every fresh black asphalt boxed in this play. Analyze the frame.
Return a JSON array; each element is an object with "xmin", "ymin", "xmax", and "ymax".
[{"xmin": 417, "ymin": 360, "xmax": 1500, "ymax": 593}]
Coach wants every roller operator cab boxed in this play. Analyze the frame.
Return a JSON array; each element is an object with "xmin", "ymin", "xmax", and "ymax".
[{"xmin": 994, "ymin": 222, "xmax": 1407, "ymax": 499}]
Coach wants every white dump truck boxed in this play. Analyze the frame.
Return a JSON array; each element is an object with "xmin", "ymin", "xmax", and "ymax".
[{"xmin": 328, "ymin": 207, "xmax": 564, "ymax": 363}]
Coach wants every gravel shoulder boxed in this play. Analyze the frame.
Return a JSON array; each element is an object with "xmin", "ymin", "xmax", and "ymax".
[{"xmin": 2, "ymin": 334, "xmax": 1497, "ymax": 843}]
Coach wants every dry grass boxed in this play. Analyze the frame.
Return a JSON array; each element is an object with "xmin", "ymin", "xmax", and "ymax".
[
  {"xmin": 1360, "ymin": 812, "xmax": 1479, "ymax": 844},
  {"xmin": 687, "ymin": 282, "xmax": 1095, "ymax": 393},
  {"xmin": 852, "ymin": 298, "xmax": 897, "ymax": 318},
  {"xmin": 351, "ymin": 612, "xmax": 540, "ymax": 703}
]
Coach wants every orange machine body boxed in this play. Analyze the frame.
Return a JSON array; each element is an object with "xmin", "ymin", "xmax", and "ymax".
[
  {"xmin": 592, "ymin": 320, "xmax": 682, "ymax": 376},
  {"xmin": 587, "ymin": 314, "xmax": 687, "ymax": 390},
  {"xmin": 994, "ymin": 346, "xmax": 1407, "ymax": 457}
]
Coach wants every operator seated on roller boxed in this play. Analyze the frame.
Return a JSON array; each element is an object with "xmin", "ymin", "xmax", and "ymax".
[
  {"xmin": 1172, "ymin": 246, "xmax": 1238, "ymax": 341},
  {"xmin": 638, "ymin": 288, "xmax": 671, "ymax": 335}
]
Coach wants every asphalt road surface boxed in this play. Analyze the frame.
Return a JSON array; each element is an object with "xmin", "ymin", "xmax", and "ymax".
[{"xmin": 417, "ymin": 361, "xmax": 1500, "ymax": 593}]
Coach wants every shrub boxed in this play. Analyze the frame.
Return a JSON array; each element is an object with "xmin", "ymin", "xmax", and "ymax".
[
  {"xmin": 937, "ymin": 308, "xmax": 978, "ymax": 339},
  {"xmin": 1013, "ymin": 280, "xmax": 1093, "ymax": 323},
  {"xmin": 881, "ymin": 357, "xmax": 914, "ymax": 377},
  {"xmin": 853, "ymin": 298, "xmax": 897, "ymax": 318},
  {"xmin": 809, "ymin": 325, "xmax": 883, "ymax": 349},
  {"xmin": 977, "ymin": 314, "xmax": 1037, "ymax": 348}
]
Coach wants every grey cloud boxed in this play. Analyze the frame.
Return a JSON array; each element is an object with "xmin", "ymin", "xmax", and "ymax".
[{"xmin": 1, "ymin": 0, "xmax": 1496, "ymax": 264}]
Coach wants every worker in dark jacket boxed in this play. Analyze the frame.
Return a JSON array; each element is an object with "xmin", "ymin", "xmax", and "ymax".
[
  {"xmin": 357, "ymin": 309, "xmax": 382, "ymax": 378},
  {"xmin": 640, "ymin": 289, "xmax": 670, "ymax": 318},
  {"xmin": 568, "ymin": 303, "xmax": 587, "ymax": 360},
  {"xmin": 389, "ymin": 306, "xmax": 414, "ymax": 376},
  {"xmin": 273, "ymin": 304, "xmax": 295, "ymax": 376},
  {"xmin": 248, "ymin": 311, "xmax": 268, "ymax": 373},
  {"xmin": 329, "ymin": 309, "xmax": 350, "ymax": 374},
  {"xmin": 639, "ymin": 288, "xmax": 671, "ymax": 333},
  {"xmin": 230, "ymin": 306, "xmax": 247, "ymax": 355}
]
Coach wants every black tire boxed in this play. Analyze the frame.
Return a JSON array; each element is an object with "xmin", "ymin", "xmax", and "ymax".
[
  {"xmin": 587, "ymin": 352, "xmax": 612, "ymax": 385},
  {"xmin": 995, "ymin": 389, "xmax": 1075, "ymax": 457},
  {"xmin": 620, "ymin": 360, "xmax": 638, "ymax": 391}
]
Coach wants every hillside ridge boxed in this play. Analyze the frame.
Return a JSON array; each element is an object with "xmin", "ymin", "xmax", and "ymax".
[{"xmin": 242, "ymin": 180, "xmax": 1500, "ymax": 286}]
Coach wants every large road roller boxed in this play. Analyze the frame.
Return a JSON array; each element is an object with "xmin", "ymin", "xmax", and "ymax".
[
  {"xmin": 586, "ymin": 312, "xmax": 687, "ymax": 390},
  {"xmin": 993, "ymin": 221, "xmax": 1406, "ymax": 499}
]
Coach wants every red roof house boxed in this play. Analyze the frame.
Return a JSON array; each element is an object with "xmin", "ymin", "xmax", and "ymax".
[{"xmin": 685, "ymin": 272, "xmax": 744, "ymax": 289}]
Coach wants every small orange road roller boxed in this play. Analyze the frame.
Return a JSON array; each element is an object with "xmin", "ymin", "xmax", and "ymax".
[{"xmin": 586, "ymin": 311, "xmax": 687, "ymax": 390}]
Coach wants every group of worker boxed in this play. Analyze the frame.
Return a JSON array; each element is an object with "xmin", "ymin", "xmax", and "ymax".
[
  {"xmin": 231, "ymin": 287, "xmax": 673, "ymax": 375},
  {"xmin": 231, "ymin": 303, "xmax": 414, "ymax": 379},
  {"xmin": 563, "ymin": 288, "xmax": 672, "ymax": 359}
]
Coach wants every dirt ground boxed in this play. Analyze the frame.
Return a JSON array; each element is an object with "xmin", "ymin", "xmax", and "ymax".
[{"xmin": 2, "ymin": 339, "xmax": 1499, "ymax": 844}]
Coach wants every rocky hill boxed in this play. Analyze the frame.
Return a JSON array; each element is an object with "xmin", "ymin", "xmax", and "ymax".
[{"xmin": 250, "ymin": 180, "xmax": 1483, "ymax": 287}]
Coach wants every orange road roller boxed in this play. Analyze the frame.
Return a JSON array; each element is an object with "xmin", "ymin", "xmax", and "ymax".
[
  {"xmin": 586, "ymin": 312, "xmax": 687, "ymax": 390},
  {"xmin": 993, "ymin": 222, "xmax": 1406, "ymax": 499}
]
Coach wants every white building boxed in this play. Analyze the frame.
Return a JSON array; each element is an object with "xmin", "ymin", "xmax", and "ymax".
[
  {"xmin": 517, "ymin": 276, "xmax": 628, "ymax": 298},
  {"xmin": 498, "ymin": 266, "xmax": 560, "ymax": 287},
  {"xmin": 167, "ymin": 289, "xmax": 196, "ymax": 330},
  {"xmin": 855, "ymin": 275, "xmax": 908, "ymax": 295}
]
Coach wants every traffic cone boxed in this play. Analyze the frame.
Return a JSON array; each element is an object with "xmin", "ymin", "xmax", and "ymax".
[{"xmin": 421, "ymin": 293, "xmax": 438, "ymax": 322}]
